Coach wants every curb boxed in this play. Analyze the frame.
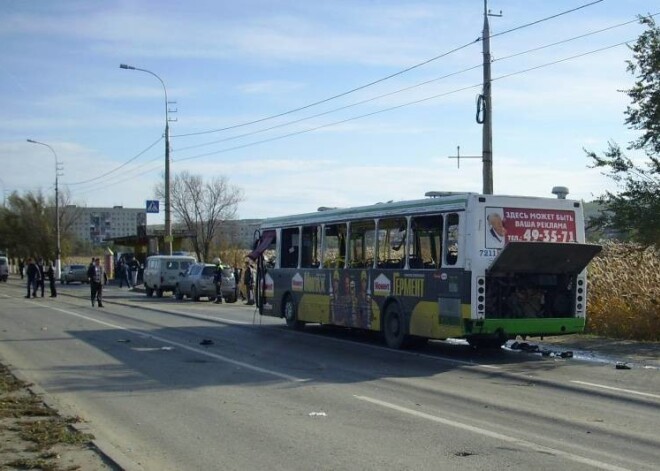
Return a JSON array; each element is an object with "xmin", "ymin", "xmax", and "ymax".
[{"xmin": 5, "ymin": 363, "xmax": 143, "ymax": 471}]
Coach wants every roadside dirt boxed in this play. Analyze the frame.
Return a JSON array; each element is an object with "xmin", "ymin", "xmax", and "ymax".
[{"xmin": 0, "ymin": 363, "xmax": 118, "ymax": 471}]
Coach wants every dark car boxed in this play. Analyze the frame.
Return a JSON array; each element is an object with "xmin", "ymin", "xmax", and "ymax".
[{"xmin": 60, "ymin": 264, "xmax": 88, "ymax": 284}]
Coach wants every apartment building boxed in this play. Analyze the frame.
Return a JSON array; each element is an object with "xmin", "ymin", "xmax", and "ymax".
[{"xmin": 67, "ymin": 205, "xmax": 146, "ymax": 245}]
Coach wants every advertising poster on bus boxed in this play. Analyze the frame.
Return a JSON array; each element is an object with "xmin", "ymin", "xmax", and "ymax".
[{"xmin": 485, "ymin": 207, "xmax": 577, "ymax": 249}]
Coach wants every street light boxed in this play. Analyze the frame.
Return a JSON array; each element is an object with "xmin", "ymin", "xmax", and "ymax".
[
  {"xmin": 119, "ymin": 63, "xmax": 172, "ymax": 255},
  {"xmin": 26, "ymin": 139, "xmax": 61, "ymax": 278}
]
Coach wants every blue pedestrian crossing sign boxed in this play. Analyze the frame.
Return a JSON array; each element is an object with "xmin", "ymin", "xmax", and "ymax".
[{"xmin": 146, "ymin": 200, "xmax": 160, "ymax": 214}]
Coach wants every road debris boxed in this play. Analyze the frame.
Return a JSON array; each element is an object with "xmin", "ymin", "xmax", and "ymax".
[
  {"xmin": 308, "ymin": 411, "xmax": 327, "ymax": 417},
  {"xmin": 199, "ymin": 339, "xmax": 214, "ymax": 346}
]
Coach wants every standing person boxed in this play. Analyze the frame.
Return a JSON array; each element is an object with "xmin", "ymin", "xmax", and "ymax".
[
  {"xmin": 25, "ymin": 258, "xmax": 40, "ymax": 298},
  {"xmin": 18, "ymin": 259, "xmax": 25, "ymax": 280},
  {"xmin": 46, "ymin": 261, "xmax": 57, "ymax": 298},
  {"xmin": 244, "ymin": 261, "xmax": 254, "ymax": 305},
  {"xmin": 36, "ymin": 258, "xmax": 45, "ymax": 298},
  {"xmin": 129, "ymin": 258, "xmax": 139, "ymax": 286},
  {"xmin": 233, "ymin": 266, "xmax": 241, "ymax": 302},
  {"xmin": 117, "ymin": 259, "xmax": 131, "ymax": 288},
  {"xmin": 87, "ymin": 258, "xmax": 105, "ymax": 307},
  {"xmin": 213, "ymin": 258, "xmax": 223, "ymax": 304}
]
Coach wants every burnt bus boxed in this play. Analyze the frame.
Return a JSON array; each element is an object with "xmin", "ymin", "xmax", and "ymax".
[{"xmin": 249, "ymin": 193, "xmax": 601, "ymax": 348}]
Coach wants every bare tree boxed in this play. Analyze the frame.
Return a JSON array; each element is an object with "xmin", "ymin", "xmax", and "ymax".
[{"xmin": 155, "ymin": 171, "xmax": 244, "ymax": 262}]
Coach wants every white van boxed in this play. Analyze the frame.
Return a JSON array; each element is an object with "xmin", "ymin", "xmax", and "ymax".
[{"xmin": 143, "ymin": 255, "xmax": 196, "ymax": 297}]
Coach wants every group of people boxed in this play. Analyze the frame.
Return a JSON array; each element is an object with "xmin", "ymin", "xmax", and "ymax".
[
  {"xmin": 212, "ymin": 259, "xmax": 255, "ymax": 305},
  {"xmin": 21, "ymin": 254, "xmax": 256, "ymax": 308},
  {"xmin": 23, "ymin": 258, "xmax": 57, "ymax": 299},
  {"xmin": 115, "ymin": 258, "xmax": 138, "ymax": 289}
]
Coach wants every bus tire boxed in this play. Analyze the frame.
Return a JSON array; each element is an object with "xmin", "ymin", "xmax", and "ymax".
[
  {"xmin": 283, "ymin": 295, "xmax": 304, "ymax": 330},
  {"xmin": 383, "ymin": 302, "xmax": 409, "ymax": 349}
]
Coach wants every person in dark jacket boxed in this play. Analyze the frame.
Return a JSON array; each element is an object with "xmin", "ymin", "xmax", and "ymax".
[
  {"xmin": 25, "ymin": 258, "xmax": 40, "ymax": 298},
  {"xmin": 213, "ymin": 259, "xmax": 223, "ymax": 304},
  {"xmin": 36, "ymin": 258, "xmax": 45, "ymax": 297},
  {"xmin": 87, "ymin": 258, "xmax": 105, "ymax": 307},
  {"xmin": 46, "ymin": 261, "xmax": 57, "ymax": 298},
  {"xmin": 117, "ymin": 259, "xmax": 132, "ymax": 288},
  {"xmin": 18, "ymin": 259, "xmax": 25, "ymax": 280},
  {"xmin": 243, "ymin": 261, "xmax": 254, "ymax": 305}
]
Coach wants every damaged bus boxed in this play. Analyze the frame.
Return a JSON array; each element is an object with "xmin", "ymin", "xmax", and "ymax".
[{"xmin": 248, "ymin": 192, "xmax": 602, "ymax": 348}]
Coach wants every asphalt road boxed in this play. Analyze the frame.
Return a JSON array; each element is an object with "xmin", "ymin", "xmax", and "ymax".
[{"xmin": 0, "ymin": 279, "xmax": 658, "ymax": 471}]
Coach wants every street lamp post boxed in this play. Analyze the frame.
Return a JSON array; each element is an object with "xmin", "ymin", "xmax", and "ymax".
[
  {"xmin": 119, "ymin": 63, "xmax": 172, "ymax": 255},
  {"xmin": 26, "ymin": 139, "xmax": 61, "ymax": 278}
]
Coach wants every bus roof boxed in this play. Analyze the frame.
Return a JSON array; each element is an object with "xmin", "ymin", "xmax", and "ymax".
[
  {"xmin": 260, "ymin": 193, "xmax": 474, "ymax": 229},
  {"xmin": 260, "ymin": 192, "xmax": 582, "ymax": 229}
]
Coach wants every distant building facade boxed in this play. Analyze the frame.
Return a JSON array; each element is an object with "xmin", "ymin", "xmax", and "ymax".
[
  {"xmin": 219, "ymin": 219, "xmax": 263, "ymax": 249},
  {"xmin": 67, "ymin": 205, "xmax": 146, "ymax": 246},
  {"xmin": 146, "ymin": 219, "xmax": 263, "ymax": 250}
]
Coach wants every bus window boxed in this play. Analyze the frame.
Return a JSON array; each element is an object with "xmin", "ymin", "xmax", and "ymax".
[
  {"xmin": 301, "ymin": 225, "xmax": 321, "ymax": 268},
  {"xmin": 349, "ymin": 220, "xmax": 376, "ymax": 268},
  {"xmin": 281, "ymin": 227, "xmax": 300, "ymax": 268},
  {"xmin": 377, "ymin": 217, "xmax": 406, "ymax": 269},
  {"xmin": 444, "ymin": 213, "xmax": 459, "ymax": 266},
  {"xmin": 323, "ymin": 223, "xmax": 347, "ymax": 268},
  {"xmin": 410, "ymin": 214, "xmax": 443, "ymax": 269}
]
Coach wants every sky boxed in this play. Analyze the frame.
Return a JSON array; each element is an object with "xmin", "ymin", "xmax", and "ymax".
[{"xmin": 0, "ymin": 0, "xmax": 657, "ymax": 223}]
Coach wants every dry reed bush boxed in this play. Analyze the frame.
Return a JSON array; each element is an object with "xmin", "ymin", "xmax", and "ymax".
[{"xmin": 587, "ymin": 242, "xmax": 660, "ymax": 341}]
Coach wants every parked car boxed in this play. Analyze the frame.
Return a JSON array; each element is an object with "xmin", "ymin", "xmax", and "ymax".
[
  {"xmin": 175, "ymin": 263, "xmax": 237, "ymax": 302},
  {"xmin": 60, "ymin": 264, "xmax": 88, "ymax": 284}
]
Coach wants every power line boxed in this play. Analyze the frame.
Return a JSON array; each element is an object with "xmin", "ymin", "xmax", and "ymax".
[
  {"xmin": 171, "ymin": 0, "xmax": 605, "ymax": 139},
  {"xmin": 172, "ymin": 64, "xmax": 483, "ymax": 154},
  {"xmin": 170, "ymin": 39, "xmax": 480, "ymax": 138},
  {"xmin": 66, "ymin": 36, "xmax": 634, "ymax": 195},
  {"xmin": 65, "ymin": 136, "xmax": 163, "ymax": 186},
  {"xmin": 490, "ymin": 0, "xmax": 604, "ymax": 39},
  {"xmin": 67, "ymin": 1, "xmax": 622, "ymax": 193},
  {"xmin": 173, "ymin": 12, "xmax": 651, "ymax": 156},
  {"xmin": 68, "ymin": 154, "xmax": 163, "ymax": 197},
  {"xmin": 173, "ymin": 38, "xmax": 633, "ymax": 163},
  {"xmin": 66, "ymin": 0, "xmax": 610, "ymax": 191}
]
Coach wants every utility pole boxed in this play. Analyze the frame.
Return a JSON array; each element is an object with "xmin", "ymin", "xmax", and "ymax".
[
  {"xmin": 481, "ymin": 0, "xmax": 500, "ymax": 195},
  {"xmin": 26, "ymin": 139, "xmax": 62, "ymax": 279},
  {"xmin": 448, "ymin": 1, "xmax": 500, "ymax": 194},
  {"xmin": 120, "ymin": 64, "xmax": 175, "ymax": 255}
]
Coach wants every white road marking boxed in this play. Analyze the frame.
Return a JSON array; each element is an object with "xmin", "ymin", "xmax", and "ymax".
[
  {"xmin": 37, "ymin": 302, "xmax": 307, "ymax": 383},
  {"xmin": 571, "ymin": 381, "xmax": 660, "ymax": 400},
  {"xmin": 354, "ymin": 395, "xmax": 633, "ymax": 471}
]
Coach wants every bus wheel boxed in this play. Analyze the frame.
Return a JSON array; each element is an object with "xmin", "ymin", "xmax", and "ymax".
[
  {"xmin": 384, "ymin": 303, "xmax": 409, "ymax": 349},
  {"xmin": 284, "ymin": 295, "xmax": 304, "ymax": 330}
]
